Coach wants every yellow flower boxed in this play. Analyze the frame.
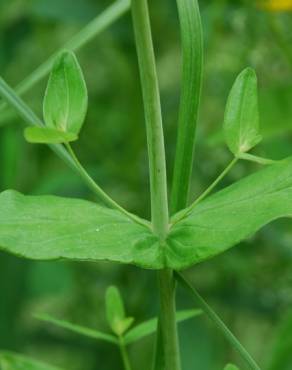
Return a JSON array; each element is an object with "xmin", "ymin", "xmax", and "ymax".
[{"xmin": 258, "ymin": 0, "xmax": 292, "ymax": 11}]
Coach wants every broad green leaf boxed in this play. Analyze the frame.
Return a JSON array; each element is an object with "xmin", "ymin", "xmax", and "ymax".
[
  {"xmin": 223, "ymin": 67, "xmax": 262, "ymax": 156},
  {"xmin": 0, "ymin": 190, "xmax": 162, "ymax": 269},
  {"xmin": 169, "ymin": 157, "xmax": 292, "ymax": 270},
  {"xmin": 224, "ymin": 365, "xmax": 240, "ymax": 370},
  {"xmin": 24, "ymin": 127, "xmax": 78, "ymax": 144},
  {"xmin": 124, "ymin": 309, "xmax": 201, "ymax": 345},
  {"xmin": 0, "ymin": 351, "xmax": 63, "ymax": 370},
  {"xmin": 35, "ymin": 313, "xmax": 118, "ymax": 345},
  {"xmin": 43, "ymin": 50, "xmax": 87, "ymax": 135}
]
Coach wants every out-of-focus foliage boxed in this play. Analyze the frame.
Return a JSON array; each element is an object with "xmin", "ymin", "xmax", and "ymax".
[{"xmin": 0, "ymin": 0, "xmax": 292, "ymax": 369}]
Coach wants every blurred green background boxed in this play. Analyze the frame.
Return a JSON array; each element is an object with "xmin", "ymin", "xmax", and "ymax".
[{"xmin": 0, "ymin": 0, "xmax": 292, "ymax": 369}]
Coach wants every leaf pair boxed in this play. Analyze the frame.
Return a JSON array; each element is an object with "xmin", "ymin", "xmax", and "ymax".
[
  {"xmin": 36, "ymin": 286, "xmax": 201, "ymax": 346},
  {"xmin": 25, "ymin": 51, "xmax": 87, "ymax": 144},
  {"xmin": 1, "ymin": 153, "xmax": 292, "ymax": 270}
]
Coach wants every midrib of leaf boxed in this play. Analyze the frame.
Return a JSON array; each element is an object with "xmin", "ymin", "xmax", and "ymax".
[
  {"xmin": 63, "ymin": 62, "xmax": 70, "ymax": 132},
  {"xmin": 238, "ymin": 73, "xmax": 250, "ymax": 152}
]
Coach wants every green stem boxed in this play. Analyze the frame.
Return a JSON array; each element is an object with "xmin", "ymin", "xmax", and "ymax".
[
  {"xmin": 131, "ymin": 1, "xmax": 181, "ymax": 370},
  {"xmin": 0, "ymin": 76, "xmax": 149, "ymax": 228},
  {"xmin": 131, "ymin": 0, "xmax": 169, "ymax": 238},
  {"xmin": 118, "ymin": 336, "xmax": 132, "ymax": 370},
  {"xmin": 238, "ymin": 153, "xmax": 276, "ymax": 165},
  {"xmin": 158, "ymin": 269, "xmax": 181, "ymax": 370},
  {"xmin": 175, "ymin": 272, "xmax": 261, "ymax": 370},
  {"xmin": 0, "ymin": 0, "xmax": 130, "ymax": 121},
  {"xmin": 172, "ymin": 157, "xmax": 238, "ymax": 224}
]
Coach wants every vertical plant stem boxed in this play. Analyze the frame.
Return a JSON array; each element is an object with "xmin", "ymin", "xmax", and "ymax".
[
  {"xmin": 131, "ymin": 0, "xmax": 168, "ymax": 238},
  {"xmin": 119, "ymin": 336, "xmax": 132, "ymax": 370},
  {"xmin": 158, "ymin": 269, "xmax": 181, "ymax": 370},
  {"xmin": 131, "ymin": 1, "xmax": 181, "ymax": 370}
]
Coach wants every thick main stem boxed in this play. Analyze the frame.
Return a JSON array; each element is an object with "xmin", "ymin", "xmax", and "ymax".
[{"xmin": 131, "ymin": 1, "xmax": 181, "ymax": 370}]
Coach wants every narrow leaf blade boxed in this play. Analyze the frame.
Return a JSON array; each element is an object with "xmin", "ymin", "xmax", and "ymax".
[
  {"xmin": 0, "ymin": 351, "xmax": 63, "ymax": 370},
  {"xmin": 168, "ymin": 157, "xmax": 292, "ymax": 269},
  {"xmin": 35, "ymin": 313, "xmax": 118, "ymax": 345},
  {"xmin": 0, "ymin": 191, "xmax": 162, "ymax": 269},
  {"xmin": 43, "ymin": 50, "xmax": 87, "ymax": 135},
  {"xmin": 124, "ymin": 309, "xmax": 201, "ymax": 345},
  {"xmin": 24, "ymin": 127, "xmax": 78, "ymax": 144},
  {"xmin": 171, "ymin": 0, "xmax": 203, "ymax": 213},
  {"xmin": 223, "ymin": 67, "xmax": 262, "ymax": 156}
]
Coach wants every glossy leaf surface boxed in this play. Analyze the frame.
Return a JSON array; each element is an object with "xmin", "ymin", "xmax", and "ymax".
[{"xmin": 223, "ymin": 68, "xmax": 261, "ymax": 156}]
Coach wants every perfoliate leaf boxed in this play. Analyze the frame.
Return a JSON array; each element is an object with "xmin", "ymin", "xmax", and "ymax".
[
  {"xmin": 224, "ymin": 365, "xmax": 240, "ymax": 370},
  {"xmin": 169, "ymin": 157, "xmax": 292, "ymax": 270},
  {"xmin": 0, "ymin": 190, "xmax": 161, "ymax": 269},
  {"xmin": 24, "ymin": 127, "xmax": 78, "ymax": 144},
  {"xmin": 124, "ymin": 309, "xmax": 201, "ymax": 345},
  {"xmin": 0, "ymin": 351, "xmax": 63, "ymax": 370},
  {"xmin": 223, "ymin": 67, "xmax": 262, "ymax": 156},
  {"xmin": 35, "ymin": 313, "xmax": 118, "ymax": 345},
  {"xmin": 2, "ymin": 157, "xmax": 292, "ymax": 270},
  {"xmin": 43, "ymin": 50, "xmax": 88, "ymax": 135}
]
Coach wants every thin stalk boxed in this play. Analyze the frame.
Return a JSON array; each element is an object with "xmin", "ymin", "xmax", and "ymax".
[
  {"xmin": 0, "ymin": 76, "xmax": 149, "ymax": 228},
  {"xmin": 172, "ymin": 157, "xmax": 238, "ymax": 225},
  {"xmin": 131, "ymin": 1, "xmax": 181, "ymax": 370},
  {"xmin": 65, "ymin": 144, "xmax": 149, "ymax": 228},
  {"xmin": 0, "ymin": 0, "xmax": 130, "ymax": 121},
  {"xmin": 175, "ymin": 272, "xmax": 261, "ymax": 370},
  {"xmin": 118, "ymin": 336, "xmax": 132, "ymax": 370},
  {"xmin": 238, "ymin": 152, "xmax": 276, "ymax": 165}
]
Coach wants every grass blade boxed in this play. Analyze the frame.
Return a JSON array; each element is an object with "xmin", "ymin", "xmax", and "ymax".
[
  {"xmin": 175, "ymin": 272, "xmax": 261, "ymax": 370},
  {"xmin": 170, "ymin": 0, "xmax": 204, "ymax": 214},
  {"xmin": 35, "ymin": 313, "xmax": 118, "ymax": 345}
]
